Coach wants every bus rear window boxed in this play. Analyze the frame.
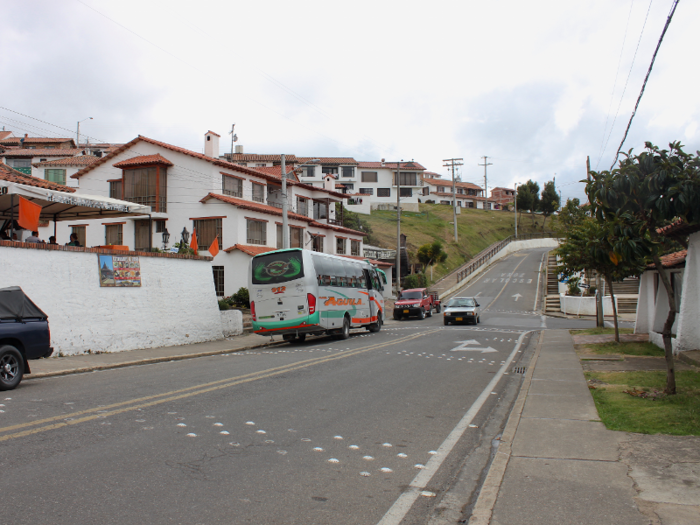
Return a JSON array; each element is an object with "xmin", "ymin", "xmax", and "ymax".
[{"xmin": 252, "ymin": 251, "xmax": 305, "ymax": 285}]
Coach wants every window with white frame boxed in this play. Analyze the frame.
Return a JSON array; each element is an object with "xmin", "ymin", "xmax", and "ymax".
[
  {"xmin": 377, "ymin": 188, "xmax": 391, "ymax": 197},
  {"xmin": 222, "ymin": 175, "xmax": 243, "ymax": 198},
  {"xmin": 192, "ymin": 218, "xmax": 222, "ymax": 251},
  {"xmin": 252, "ymin": 182, "xmax": 265, "ymax": 203},
  {"xmin": 398, "ymin": 172, "xmax": 417, "ymax": 186},
  {"xmin": 399, "ymin": 187, "xmax": 412, "ymax": 197},
  {"xmin": 336, "ymin": 237, "xmax": 346, "ymax": 254},
  {"xmin": 296, "ymin": 197, "xmax": 308, "ymax": 216},
  {"xmin": 247, "ymin": 219, "xmax": 267, "ymax": 245},
  {"xmin": 276, "ymin": 224, "xmax": 283, "ymax": 249},
  {"xmin": 359, "ymin": 188, "xmax": 373, "ymax": 195},
  {"xmin": 212, "ymin": 266, "xmax": 225, "ymax": 297},
  {"xmin": 341, "ymin": 166, "xmax": 355, "ymax": 178},
  {"xmin": 350, "ymin": 239, "xmax": 360, "ymax": 256},
  {"xmin": 45, "ymin": 169, "xmax": 66, "ymax": 185},
  {"xmin": 290, "ymin": 227, "xmax": 303, "ymax": 248},
  {"xmin": 105, "ymin": 224, "xmax": 123, "ymax": 245},
  {"xmin": 361, "ymin": 171, "xmax": 377, "ymax": 183}
]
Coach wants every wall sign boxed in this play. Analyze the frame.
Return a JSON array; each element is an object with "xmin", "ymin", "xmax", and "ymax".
[{"xmin": 98, "ymin": 255, "xmax": 142, "ymax": 287}]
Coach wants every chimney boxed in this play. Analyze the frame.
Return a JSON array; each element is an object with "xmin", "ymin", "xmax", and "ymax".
[
  {"xmin": 381, "ymin": 158, "xmax": 385, "ymax": 167},
  {"xmin": 324, "ymin": 174, "xmax": 335, "ymax": 191},
  {"xmin": 235, "ymin": 144, "xmax": 244, "ymax": 154},
  {"xmin": 204, "ymin": 130, "xmax": 220, "ymax": 158}
]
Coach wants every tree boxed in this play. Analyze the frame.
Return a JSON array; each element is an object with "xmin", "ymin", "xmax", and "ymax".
[
  {"xmin": 556, "ymin": 217, "xmax": 646, "ymax": 342},
  {"xmin": 539, "ymin": 180, "xmax": 560, "ymax": 231},
  {"xmin": 336, "ymin": 205, "xmax": 375, "ymax": 244},
  {"xmin": 416, "ymin": 240, "xmax": 448, "ymax": 283},
  {"xmin": 557, "ymin": 198, "xmax": 587, "ymax": 232},
  {"xmin": 517, "ymin": 180, "xmax": 540, "ymax": 227},
  {"xmin": 586, "ymin": 141, "xmax": 700, "ymax": 394}
]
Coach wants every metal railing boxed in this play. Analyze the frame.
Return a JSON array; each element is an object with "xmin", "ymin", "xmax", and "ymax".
[{"xmin": 434, "ymin": 232, "xmax": 559, "ymax": 290}]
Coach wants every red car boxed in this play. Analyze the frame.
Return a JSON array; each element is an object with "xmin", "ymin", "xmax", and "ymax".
[{"xmin": 393, "ymin": 288, "xmax": 440, "ymax": 320}]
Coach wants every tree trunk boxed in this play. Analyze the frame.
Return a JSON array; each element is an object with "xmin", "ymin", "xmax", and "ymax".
[
  {"xmin": 605, "ymin": 276, "xmax": 619, "ymax": 343},
  {"xmin": 542, "ymin": 214, "xmax": 547, "ymax": 231},
  {"xmin": 651, "ymin": 253, "xmax": 677, "ymax": 395}
]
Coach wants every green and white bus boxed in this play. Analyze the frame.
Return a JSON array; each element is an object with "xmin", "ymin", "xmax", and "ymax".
[{"xmin": 249, "ymin": 248, "xmax": 385, "ymax": 342}]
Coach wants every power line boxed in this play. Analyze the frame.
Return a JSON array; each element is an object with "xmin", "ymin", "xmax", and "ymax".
[{"xmin": 609, "ymin": 0, "xmax": 680, "ymax": 171}]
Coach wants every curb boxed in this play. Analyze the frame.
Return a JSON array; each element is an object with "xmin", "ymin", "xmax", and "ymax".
[
  {"xmin": 468, "ymin": 330, "xmax": 544, "ymax": 525},
  {"xmin": 26, "ymin": 339, "xmax": 288, "ymax": 380}
]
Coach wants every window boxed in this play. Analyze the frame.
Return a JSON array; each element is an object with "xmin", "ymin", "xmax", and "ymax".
[
  {"xmin": 155, "ymin": 220, "xmax": 166, "ymax": 233},
  {"xmin": 193, "ymin": 218, "xmax": 222, "ymax": 251},
  {"xmin": 361, "ymin": 171, "xmax": 378, "ymax": 183},
  {"xmin": 296, "ymin": 197, "xmax": 308, "ymax": 216},
  {"xmin": 351, "ymin": 240, "xmax": 360, "ymax": 256},
  {"xmin": 468, "ymin": 201, "xmax": 474, "ymax": 208},
  {"xmin": 109, "ymin": 180, "xmax": 122, "ymax": 199},
  {"xmin": 45, "ymin": 146, "xmax": 55, "ymax": 149},
  {"xmin": 290, "ymin": 227, "xmax": 303, "ymax": 248},
  {"xmin": 10, "ymin": 159, "xmax": 31, "ymax": 168},
  {"xmin": 359, "ymin": 188, "xmax": 373, "ymax": 195},
  {"xmin": 71, "ymin": 226, "xmax": 86, "ymax": 247},
  {"xmin": 341, "ymin": 183, "xmax": 354, "ymax": 191},
  {"xmin": 422, "ymin": 187, "xmax": 430, "ymax": 196},
  {"xmin": 322, "ymin": 166, "xmax": 338, "ymax": 175},
  {"xmin": 311, "ymin": 234, "xmax": 324, "ymax": 253},
  {"xmin": 400, "ymin": 187, "xmax": 412, "ymax": 197},
  {"xmin": 247, "ymin": 219, "xmax": 267, "ymax": 245},
  {"xmin": 313, "ymin": 200, "xmax": 328, "ymax": 220},
  {"xmin": 123, "ymin": 167, "xmax": 167, "ymax": 212},
  {"xmin": 336, "ymin": 237, "xmax": 346, "ymax": 255},
  {"xmin": 252, "ymin": 183, "xmax": 265, "ymax": 203},
  {"xmin": 303, "ymin": 165, "xmax": 316, "ymax": 177},
  {"xmin": 397, "ymin": 172, "xmax": 417, "ymax": 186},
  {"xmin": 105, "ymin": 224, "xmax": 123, "ymax": 245},
  {"xmin": 222, "ymin": 175, "xmax": 242, "ymax": 198},
  {"xmin": 342, "ymin": 166, "xmax": 355, "ymax": 178},
  {"xmin": 212, "ymin": 266, "xmax": 225, "ymax": 297},
  {"xmin": 45, "ymin": 169, "xmax": 66, "ymax": 185},
  {"xmin": 377, "ymin": 188, "xmax": 391, "ymax": 197},
  {"xmin": 276, "ymin": 224, "xmax": 283, "ymax": 249},
  {"xmin": 256, "ymin": 163, "xmax": 267, "ymax": 167}
]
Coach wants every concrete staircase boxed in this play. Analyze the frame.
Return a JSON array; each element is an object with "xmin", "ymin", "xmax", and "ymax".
[{"xmin": 545, "ymin": 252, "xmax": 561, "ymax": 313}]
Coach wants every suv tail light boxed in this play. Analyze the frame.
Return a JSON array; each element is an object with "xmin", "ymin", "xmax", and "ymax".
[
  {"xmin": 307, "ymin": 293, "xmax": 316, "ymax": 315},
  {"xmin": 251, "ymin": 301, "xmax": 256, "ymax": 321}
]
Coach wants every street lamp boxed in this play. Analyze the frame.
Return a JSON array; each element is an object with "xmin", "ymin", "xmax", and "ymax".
[
  {"xmin": 77, "ymin": 117, "xmax": 93, "ymax": 148},
  {"xmin": 280, "ymin": 155, "xmax": 320, "ymax": 249},
  {"xmin": 514, "ymin": 182, "xmax": 520, "ymax": 239},
  {"xmin": 162, "ymin": 229, "xmax": 170, "ymax": 251}
]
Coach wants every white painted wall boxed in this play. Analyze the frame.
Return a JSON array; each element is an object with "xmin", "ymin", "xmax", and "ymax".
[
  {"xmin": 220, "ymin": 309, "xmax": 243, "ymax": 337},
  {"xmin": 0, "ymin": 244, "xmax": 223, "ymax": 356},
  {"xmin": 560, "ymin": 294, "xmax": 617, "ymax": 316}
]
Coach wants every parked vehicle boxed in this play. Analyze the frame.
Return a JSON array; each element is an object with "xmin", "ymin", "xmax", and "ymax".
[
  {"xmin": 393, "ymin": 288, "xmax": 437, "ymax": 320},
  {"xmin": 0, "ymin": 287, "xmax": 53, "ymax": 390},
  {"xmin": 249, "ymin": 249, "xmax": 385, "ymax": 343},
  {"xmin": 428, "ymin": 291, "xmax": 442, "ymax": 313},
  {"xmin": 443, "ymin": 296, "xmax": 481, "ymax": 325}
]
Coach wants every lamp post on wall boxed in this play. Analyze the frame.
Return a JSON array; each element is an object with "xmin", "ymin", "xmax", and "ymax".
[
  {"xmin": 514, "ymin": 182, "xmax": 520, "ymax": 239},
  {"xmin": 281, "ymin": 155, "xmax": 319, "ymax": 249},
  {"xmin": 77, "ymin": 117, "xmax": 93, "ymax": 148},
  {"xmin": 162, "ymin": 229, "xmax": 170, "ymax": 251}
]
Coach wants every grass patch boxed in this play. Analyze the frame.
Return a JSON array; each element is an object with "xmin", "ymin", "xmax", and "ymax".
[
  {"xmin": 363, "ymin": 203, "xmax": 553, "ymax": 283},
  {"xmin": 571, "ymin": 327, "xmax": 634, "ymax": 336},
  {"xmin": 585, "ymin": 370, "xmax": 700, "ymax": 435},
  {"xmin": 583, "ymin": 341, "xmax": 664, "ymax": 357}
]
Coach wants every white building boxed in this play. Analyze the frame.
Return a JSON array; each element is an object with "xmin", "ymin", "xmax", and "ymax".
[
  {"xmin": 41, "ymin": 132, "xmax": 366, "ymax": 297},
  {"xmin": 422, "ymin": 172, "xmax": 494, "ymax": 209},
  {"xmin": 635, "ymin": 221, "xmax": 700, "ymax": 355}
]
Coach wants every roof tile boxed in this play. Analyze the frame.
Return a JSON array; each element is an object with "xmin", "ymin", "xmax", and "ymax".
[
  {"xmin": 113, "ymin": 154, "xmax": 174, "ymax": 168},
  {"xmin": 0, "ymin": 163, "xmax": 76, "ymax": 192}
]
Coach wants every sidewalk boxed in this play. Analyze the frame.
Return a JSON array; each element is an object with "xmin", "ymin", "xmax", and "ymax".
[
  {"xmin": 26, "ymin": 332, "xmax": 283, "ymax": 379},
  {"xmin": 470, "ymin": 329, "xmax": 650, "ymax": 525}
]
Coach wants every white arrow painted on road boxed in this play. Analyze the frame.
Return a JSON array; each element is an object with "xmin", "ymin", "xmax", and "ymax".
[
  {"xmin": 512, "ymin": 293, "xmax": 523, "ymax": 302},
  {"xmin": 450, "ymin": 341, "xmax": 498, "ymax": 353}
]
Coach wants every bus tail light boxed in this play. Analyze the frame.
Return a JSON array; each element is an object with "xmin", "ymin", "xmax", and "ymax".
[
  {"xmin": 251, "ymin": 301, "xmax": 256, "ymax": 321},
  {"xmin": 307, "ymin": 293, "xmax": 316, "ymax": 315}
]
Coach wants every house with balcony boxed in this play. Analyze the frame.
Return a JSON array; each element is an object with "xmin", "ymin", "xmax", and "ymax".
[
  {"xmin": 41, "ymin": 131, "xmax": 366, "ymax": 297},
  {"xmin": 422, "ymin": 172, "xmax": 493, "ymax": 209},
  {"xmin": 491, "ymin": 186, "xmax": 516, "ymax": 209},
  {"xmin": 1, "ymin": 146, "xmax": 82, "ymax": 176}
]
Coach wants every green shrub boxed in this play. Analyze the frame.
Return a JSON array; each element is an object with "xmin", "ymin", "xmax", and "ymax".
[
  {"xmin": 230, "ymin": 287, "xmax": 250, "ymax": 308},
  {"xmin": 567, "ymin": 276, "xmax": 581, "ymax": 295},
  {"xmin": 403, "ymin": 273, "xmax": 427, "ymax": 289},
  {"xmin": 218, "ymin": 299, "xmax": 230, "ymax": 311}
]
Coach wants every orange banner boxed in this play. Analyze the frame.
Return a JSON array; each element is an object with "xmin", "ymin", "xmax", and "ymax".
[
  {"xmin": 209, "ymin": 237, "xmax": 219, "ymax": 257},
  {"xmin": 18, "ymin": 196, "xmax": 42, "ymax": 232},
  {"xmin": 190, "ymin": 229, "xmax": 198, "ymax": 253}
]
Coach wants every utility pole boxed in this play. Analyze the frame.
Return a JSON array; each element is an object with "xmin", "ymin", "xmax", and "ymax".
[
  {"xmin": 281, "ymin": 154, "xmax": 289, "ymax": 249},
  {"xmin": 396, "ymin": 160, "xmax": 403, "ymax": 295},
  {"xmin": 442, "ymin": 157, "xmax": 463, "ymax": 243},
  {"xmin": 479, "ymin": 156, "xmax": 493, "ymax": 210},
  {"xmin": 586, "ymin": 155, "xmax": 604, "ymax": 327},
  {"xmin": 228, "ymin": 124, "xmax": 237, "ymax": 158}
]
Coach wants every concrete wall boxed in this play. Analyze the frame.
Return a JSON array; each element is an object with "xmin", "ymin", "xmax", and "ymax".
[
  {"xmin": 0, "ymin": 242, "xmax": 223, "ymax": 356},
  {"xmin": 560, "ymin": 294, "xmax": 617, "ymax": 316},
  {"xmin": 220, "ymin": 309, "xmax": 243, "ymax": 337}
]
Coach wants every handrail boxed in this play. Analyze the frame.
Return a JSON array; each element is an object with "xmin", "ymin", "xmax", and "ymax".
[{"xmin": 429, "ymin": 232, "xmax": 558, "ymax": 293}]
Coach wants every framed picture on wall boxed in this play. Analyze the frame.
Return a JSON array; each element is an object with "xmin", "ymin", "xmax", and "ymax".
[{"xmin": 98, "ymin": 255, "xmax": 141, "ymax": 287}]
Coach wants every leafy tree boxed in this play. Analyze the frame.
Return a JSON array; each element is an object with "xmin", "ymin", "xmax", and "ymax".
[
  {"xmin": 416, "ymin": 240, "xmax": 448, "ymax": 268},
  {"xmin": 336, "ymin": 204, "xmax": 375, "ymax": 244},
  {"xmin": 586, "ymin": 141, "xmax": 700, "ymax": 394},
  {"xmin": 556, "ymin": 217, "xmax": 646, "ymax": 342},
  {"xmin": 557, "ymin": 198, "xmax": 587, "ymax": 233},
  {"xmin": 539, "ymin": 180, "xmax": 561, "ymax": 231},
  {"xmin": 516, "ymin": 180, "xmax": 540, "ymax": 227}
]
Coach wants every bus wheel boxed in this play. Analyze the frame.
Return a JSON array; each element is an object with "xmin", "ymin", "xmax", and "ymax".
[
  {"xmin": 369, "ymin": 315, "xmax": 382, "ymax": 333},
  {"xmin": 297, "ymin": 333, "xmax": 307, "ymax": 343},
  {"xmin": 336, "ymin": 316, "xmax": 350, "ymax": 340}
]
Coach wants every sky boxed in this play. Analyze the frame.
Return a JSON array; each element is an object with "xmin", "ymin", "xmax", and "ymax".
[{"xmin": 1, "ymin": 0, "xmax": 697, "ymax": 203}]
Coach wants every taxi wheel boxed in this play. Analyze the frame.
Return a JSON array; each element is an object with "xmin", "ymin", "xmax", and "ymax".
[{"xmin": 443, "ymin": 319, "xmax": 449, "ymax": 326}]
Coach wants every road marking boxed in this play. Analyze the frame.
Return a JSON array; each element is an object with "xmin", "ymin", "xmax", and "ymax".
[
  {"xmin": 450, "ymin": 340, "xmax": 498, "ymax": 353},
  {"xmin": 0, "ymin": 329, "xmax": 441, "ymax": 442},
  {"xmin": 376, "ymin": 330, "xmax": 532, "ymax": 525},
  {"xmin": 485, "ymin": 255, "xmax": 529, "ymax": 310},
  {"xmin": 474, "ymin": 292, "xmax": 481, "ymax": 297},
  {"xmin": 534, "ymin": 251, "xmax": 545, "ymax": 312},
  {"xmin": 512, "ymin": 293, "xmax": 522, "ymax": 302}
]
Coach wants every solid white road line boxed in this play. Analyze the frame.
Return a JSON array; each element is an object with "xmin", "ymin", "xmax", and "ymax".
[
  {"xmin": 533, "ymin": 251, "xmax": 545, "ymax": 313},
  {"xmin": 376, "ymin": 330, "xmax": 533, "ymax": 525}
]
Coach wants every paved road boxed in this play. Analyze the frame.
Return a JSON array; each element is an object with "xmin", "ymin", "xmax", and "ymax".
[{"xmin": 0, "ymin": 248, "xmax": 595, "ymax": 524}]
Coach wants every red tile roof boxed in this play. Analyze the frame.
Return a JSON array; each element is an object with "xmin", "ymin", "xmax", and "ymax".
[
  {"xmin": 357, "ymin": 161, "xmax": 426, "ymax": 170},
  {"xmin": 426, "ymin": 178, "xmax": 483, "ymax": 190},
  {"xmin": 200, "ymin": 193, "xmax": 314, "ymax": 223},
  {"xmin": 298, "ymin": 157, "xmax": 358, "ymax": 166},
  {"xmin": 1, "ymin": 148, "xmax": 82, "ymax": 157},
  {"xmin": 0, "ymin": 132, "xmax": 13, "ymax": 140},
  {"xmin": 226, "ymin": 154, "xmax": 298, "ymax": 163},
  {"xmin": 223, "ymin": 244, "xmax": 277, "ymax": 256},
  {"xmin": 113, "ymin": 154, "xmax": 174, "ymax": 168},
  {"xmin": 33, "ymin": 155, "xmax": 100, "ymax": 167},
  {"xmin": 0, "ymin": 163, "xmax": 76, "ymax": 192},
  {"xmin": 206, "ymin": 130, "xmax": 221, "ymax": 137},
  {"xmin": 251, "ymin": 166, "xmax": 300, "ymax": 182},
  {"xmin": 657, "ymin": 219, "xmax": 700, "ymax": 237},
  {"xmin": 0, "ymin": 137, "xmax": 76, "ymax": 146},
  {"xmin": 648, "ymin": 250, "xmax": 687, "ymax": 269}
]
